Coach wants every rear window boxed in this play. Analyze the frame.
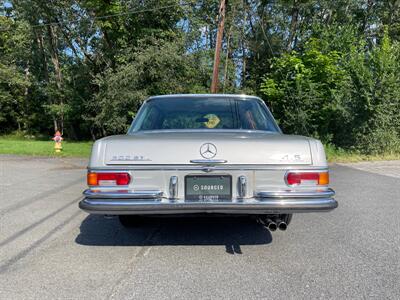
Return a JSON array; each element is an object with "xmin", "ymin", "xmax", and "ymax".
[{"xmin": 130, "ymin": 97, "xmax": 279, "ymax": 132}]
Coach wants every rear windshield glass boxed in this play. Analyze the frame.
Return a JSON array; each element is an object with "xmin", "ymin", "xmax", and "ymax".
[{"xmin": 130, "ymin": 97, "xmax": 279, "ymax": 132}]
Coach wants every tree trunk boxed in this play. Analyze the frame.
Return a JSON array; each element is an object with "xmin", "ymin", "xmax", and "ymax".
[
  {"xmin": 287, "ymin": 0, "xmax": 299, "ymax": 52},
  {"xmin": 53, "ymin": 119, "xmax": 59, "ymax": 132},
  {"xmin": 47, "ymin": 24, "xmax": 64, "ymax": 134},
  {"xmin": 222, "ymin": 30, "xmax": 231, "ymax": 93},
  {"xmin": 48, "ymin": 25, "xmax": 63, "ymax": 89},
  {"xmin": 35, "ymin": 29, "xmax": 58, "ymax": 133},
  {"xmin": 211, "ymin": 0, "xmax": 226, "ymax": 93},
  {"xmin": 23, "ymin": 65, "xmax": 30, "ymax": 130},
  {"xmin": 241, "ymin": 0, "xmax": 247, "ymax": 87},
  {"xmin": 90, "ymin": 126, "xmax": 96, "ymax": 141},
  {"xmin": 35, "ymin": 30, "xmax": 49, "ymax": 82},
  {"xmin": 223, "ymin": 6, "xmax": 235, "ymax": 93}
]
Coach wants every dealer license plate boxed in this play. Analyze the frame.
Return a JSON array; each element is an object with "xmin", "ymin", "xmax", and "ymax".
[{"xmin": 185, "ymin": 175, "xmax": 232, "ymax": 201}]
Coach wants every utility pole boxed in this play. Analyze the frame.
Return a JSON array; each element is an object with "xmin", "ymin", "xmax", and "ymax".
[{"xmin": 210, "ymin": 0, "xmax": 226, "ymax": 93}]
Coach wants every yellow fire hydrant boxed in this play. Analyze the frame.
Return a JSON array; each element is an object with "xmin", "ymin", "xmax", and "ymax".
[{"xmin": 53, "ymin": 131, "xmax": 63, "ymax": 153}]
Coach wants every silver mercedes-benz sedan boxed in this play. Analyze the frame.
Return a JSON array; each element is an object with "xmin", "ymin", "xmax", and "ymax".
[{"xmin": 79, "ymin": 94, "xmax": 337, "ymax": 231}]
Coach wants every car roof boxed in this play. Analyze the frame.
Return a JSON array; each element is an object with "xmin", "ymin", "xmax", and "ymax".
[{"xmin": 147, "ymin": 94, "xmax": 262, "ymax": 101}]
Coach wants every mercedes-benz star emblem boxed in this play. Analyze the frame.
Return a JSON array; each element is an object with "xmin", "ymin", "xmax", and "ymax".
[{"xmin": 200, "ymin": 143, "xmax": 217, "ymax": 159}]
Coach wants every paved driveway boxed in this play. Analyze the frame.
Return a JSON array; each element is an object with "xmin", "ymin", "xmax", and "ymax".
[{"xmin": 0, "ymin": 155, "xmax": 399, "ymax": 299}]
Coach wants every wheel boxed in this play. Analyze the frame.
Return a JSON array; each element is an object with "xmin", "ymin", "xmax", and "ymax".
[{"xmin": 118, "ymin": 215, "xmax": 145, "ymax": 227}]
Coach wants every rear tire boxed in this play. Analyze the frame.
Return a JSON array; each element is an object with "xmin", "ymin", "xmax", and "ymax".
[{"xmin": 118, "ymin": 215, "xmax": 145, "ymax": 227}]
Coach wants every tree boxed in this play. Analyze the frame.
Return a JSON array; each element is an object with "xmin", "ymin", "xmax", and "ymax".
[
  {"xmin": 91, "ymin": 37, "xmax": 210, "ymax": 136},
  {"xmin": 0, "ymin": 0, "xmax": 399, "ymax": 155},
  {"xmin": 0, "ymin": 16, "xmax": 31, "ymax": 132},
  {"xmin": 260, "ymin": 38, "xmax": 348, "ymax": 142}
]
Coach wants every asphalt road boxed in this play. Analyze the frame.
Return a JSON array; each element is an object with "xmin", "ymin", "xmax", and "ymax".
[{"xmin": 0, "ymin": 155, "xmax": 399, "ymax": 299}]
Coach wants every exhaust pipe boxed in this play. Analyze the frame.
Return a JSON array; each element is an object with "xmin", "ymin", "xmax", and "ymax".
[
  {"xmin": 276, "ymin": 219, "xmax": 287, "ymax": 231},
  {"xmin": 262, "ymin": 218, "xmax": 277, "ymax": 232}
]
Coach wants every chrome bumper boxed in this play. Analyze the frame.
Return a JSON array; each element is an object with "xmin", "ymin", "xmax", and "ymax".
[{"xmin": 79, "ymin": 189, "xmax": 337, "ymax": 215}]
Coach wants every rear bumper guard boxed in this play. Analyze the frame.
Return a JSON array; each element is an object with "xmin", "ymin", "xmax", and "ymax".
[{"xmin": 79, "ymin": 188, "xmax": 337, "ymax": 215}]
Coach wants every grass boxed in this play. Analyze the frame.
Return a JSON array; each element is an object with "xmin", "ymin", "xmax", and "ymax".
[
  {"xmin": 0, "ymin": 134, "xmax": 92, "ymax": 158},
  {"xmin": 324, "ymin": 144, "xmax": 400, "ymax": 163},
  {"xmin": 0, "ymin": 134, "xmax": 399, "ymax": 162}
]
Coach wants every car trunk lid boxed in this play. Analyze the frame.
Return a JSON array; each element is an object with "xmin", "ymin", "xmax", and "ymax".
[{"xmin": 103, "ymin": 131, "xmax": 312, "ymax": 165}]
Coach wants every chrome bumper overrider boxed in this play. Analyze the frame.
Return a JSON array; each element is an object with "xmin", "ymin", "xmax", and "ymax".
[{"xmin": 79, "ymin": 189, "xmax": 337, "ymax": 215}]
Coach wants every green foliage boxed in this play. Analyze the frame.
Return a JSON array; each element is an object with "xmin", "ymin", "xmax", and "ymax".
[
  {"xmin": 260, "ymin": 41, "xmax": 347, "ymax": 142},
  {"xmin": 324, "ymin": 143, "xmax": 400, "ymax": 163},
  {"xmin": 344, "ymin": 29, "xmax": 400, "ymax": 153},
  {"xmin": 91, "ymin": 37, "xmax": 211, "ymax": 135},
  {"xmin": 261, "ymin": 28, "xmax": 400, "ymax": 154},
  {"xmin": 1, "ymin": 0, "xmax": 400, "ymax": 156},
  {"xmin": 0, "ymin": 16, "xmax": 31, "ymax": 133}
]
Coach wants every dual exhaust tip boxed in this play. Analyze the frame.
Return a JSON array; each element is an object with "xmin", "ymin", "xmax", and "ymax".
[{"xmin": 262, "ymin": 218, "xmax": 287, "ymax": 231}]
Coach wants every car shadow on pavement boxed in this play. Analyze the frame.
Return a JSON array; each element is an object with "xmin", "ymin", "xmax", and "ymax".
[{"xmin": 75, "ymin": 215, "xmax": 272, "ymax": 253}]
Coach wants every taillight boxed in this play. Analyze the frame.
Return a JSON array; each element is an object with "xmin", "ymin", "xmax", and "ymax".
[
  {"xmin": 286, "ymin": 171, "xmax": 329, "ymax": 186},
  {"xmin": 87, "ymin": 172, "xmax": 131, "ymax": 186}
]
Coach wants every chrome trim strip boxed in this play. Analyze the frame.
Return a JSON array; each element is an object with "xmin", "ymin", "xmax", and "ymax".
[
  {"xmin": 88, "ymin": 165, "xmax": 326, "ymax": 171},
  {"xmin": 169, "ymin": 176, "xmax": 178, "ymax": 199},
  {"xmin": 83, "ymin": 189, "xmax": 163, "ymax": 199},
  {"xmin": 79, "ymin": 197, "xmax": 338, "ymax": 215},
  {"xmin": 255, "ymin": 188, "xmax": 335, "ymax": 199},
  {"xmin": 190, "ymin": 159, "xmax": 228, "ymax": 164}
]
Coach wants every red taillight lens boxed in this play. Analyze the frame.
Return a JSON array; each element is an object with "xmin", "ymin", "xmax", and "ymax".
[
  {"xmin": 87, "ymin": 172, "xmax": 130, "ymax": 186},
  {"xmin": 286, "ymin": 172, "xmax": 329, "ymax": 186}
]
